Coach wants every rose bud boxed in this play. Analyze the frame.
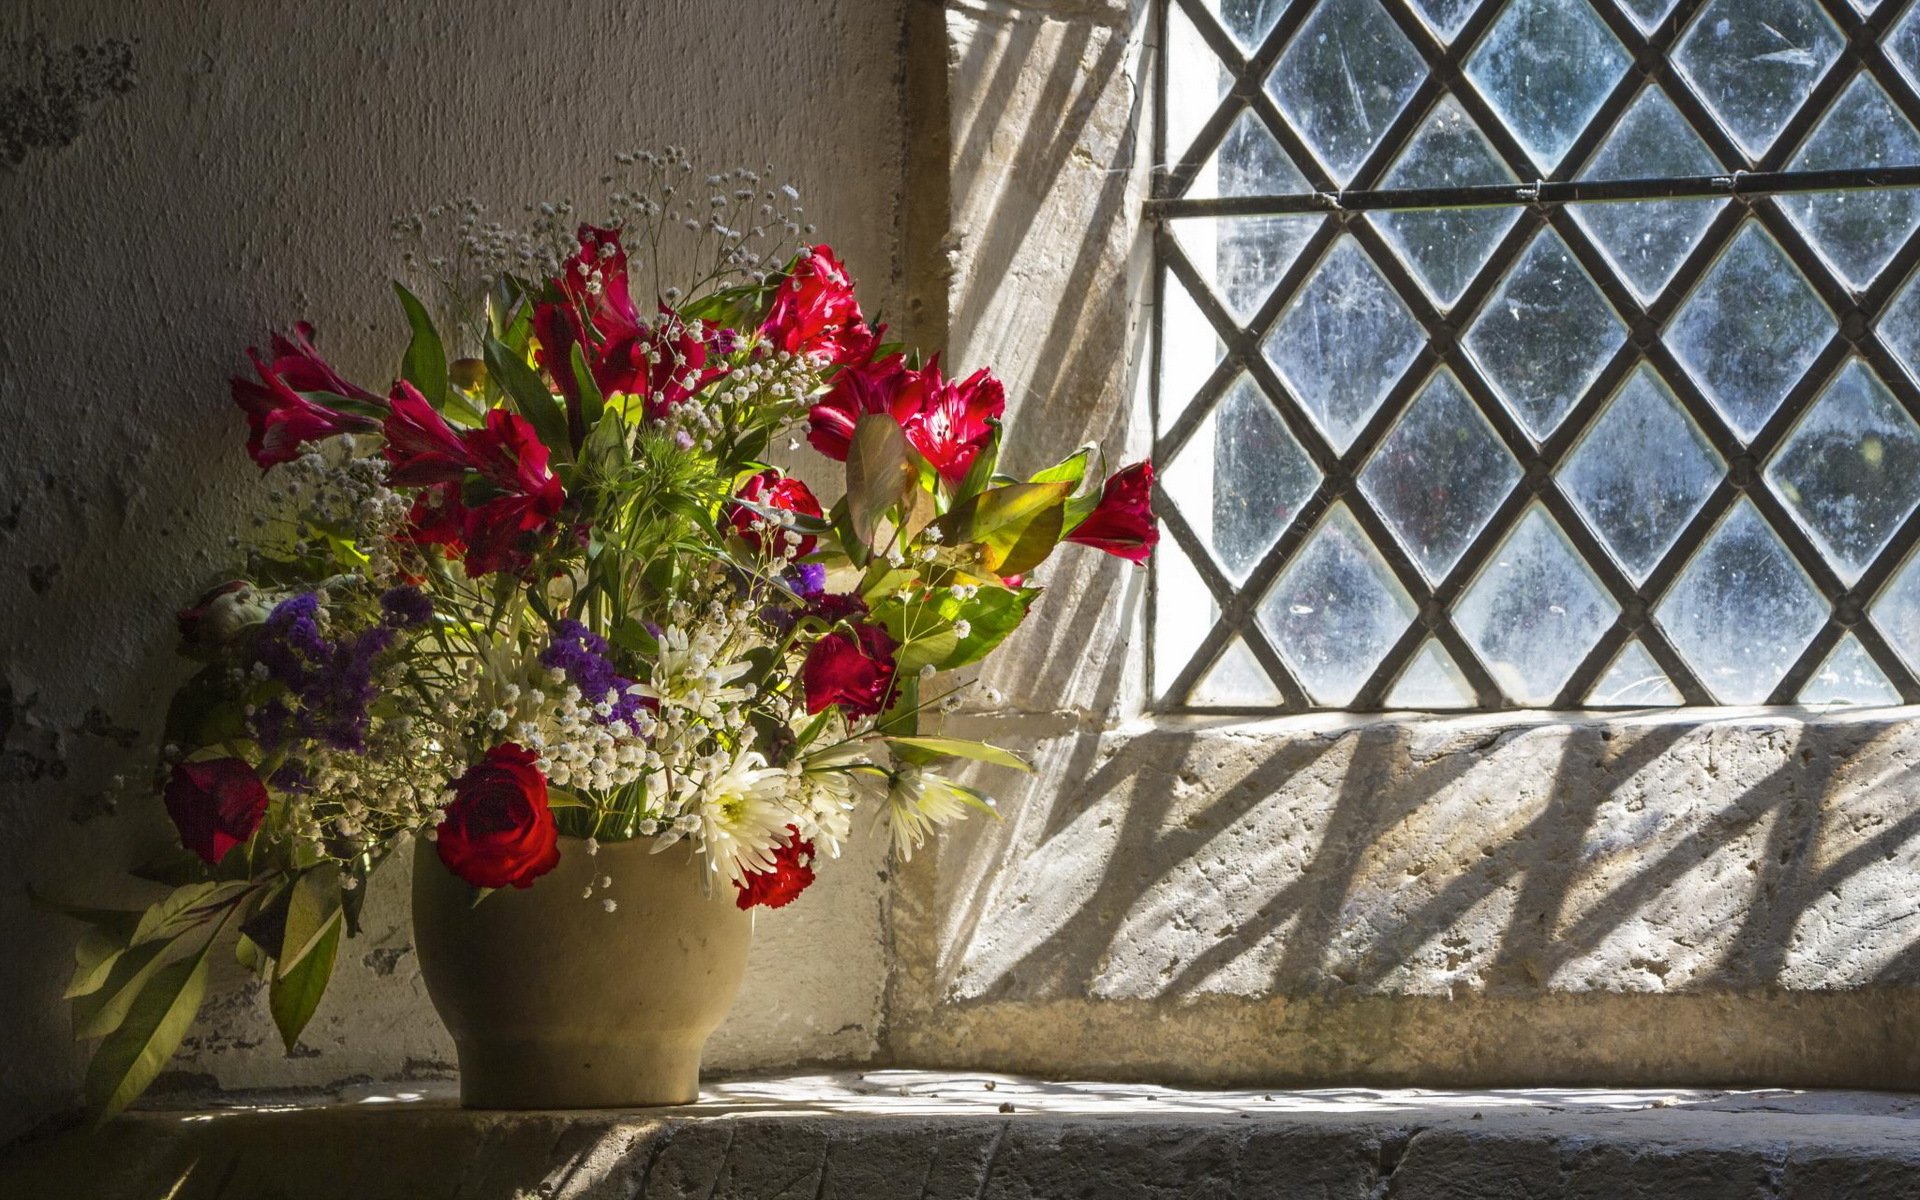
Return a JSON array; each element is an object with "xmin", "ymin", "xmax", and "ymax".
[
  {"xmin": 1064, "ymin": 461, "xmax": 1159, "ymax": 565},
  {"xmin": 176, "ymin": 581, "xmax": 272, "ymax": 659},
  {"xmin": 163, "ymin": 758, "xmax": 271, "ymax": 864},
  {"xmin": 726, "ymin": 470, "xmax": 823, "ymax": 559},
  {"xmin": 801, "ymin": 623, "xmax": 898, "ymax": 719},
  {"xmin": 434, "ymin": 743, "xmax": 562, "ymax": 890}
]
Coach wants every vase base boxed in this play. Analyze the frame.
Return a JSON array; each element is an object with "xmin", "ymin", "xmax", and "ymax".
[{"xmin": 450, "ymin": 1034, "xmax": 705, "ymax": 1109}]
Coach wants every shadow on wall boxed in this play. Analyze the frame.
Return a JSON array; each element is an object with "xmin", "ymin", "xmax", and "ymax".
[{"xmin": 891, "ymin": 710, "xmax": 1920, "ymax": 1087}]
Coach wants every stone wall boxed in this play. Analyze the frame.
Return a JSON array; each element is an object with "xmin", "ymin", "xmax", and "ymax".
[{"xmin": 0, "ymin": 0, "xmax": 907, "ymax": 1139}]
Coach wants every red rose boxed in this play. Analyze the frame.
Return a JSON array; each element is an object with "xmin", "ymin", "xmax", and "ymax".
[
  {"xmin": 163, "ymin": 758, "xmax": 270, "ymax": 865},
  {"xmin": 734, "ymin": 826, "xmax": 817, "ymax": 910},
  {"xmin": 1065, "ymin": 462, "xmax": 1159, "ymax": 565},
  {"xmin": 231, "ymin": 334, "xmax": 381, "ymax": 470},
  {"xmin": 805, "ymin": 355, "xmax": 1004, "ymax": 483},
  {"xmin": 761, "ymin": 245, "xmax": 874, "ymax": 366},
  {"xmin": 801, "ymin": 623, "xmax": 898, "ymax": 718},
  {"xmin": 435, "ymin": 744, "xmax": 561, "ymax": 890},
  {"xmin": 726, "ymin": 470, "xmax": 823, "ymax": 558}
]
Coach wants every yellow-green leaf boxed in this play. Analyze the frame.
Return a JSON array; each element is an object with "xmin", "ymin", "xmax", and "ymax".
[
  {"xmin": 846, "ymin": 415, "xmax": 919, "ymax": 548},
  {"xmin": 268, "ymin": 914, "xmax": 339, "ymax": 1053},
  {"xmin": 277, "ymin": 869, "xmax": 342, "ymax": 980},
  {"xmin": 883, "ymin": 736, "xmax": 1032, "ymax": 772},
  {"xmin": 71, "ymin": 938, "xmax": 172, "ymax": 1040},
  {"xmin": 85, "ymin": 950, "xmax": 212, "ymax": 1125},
  {"xmin": 939, "ymin": 481, "xmax": 1071, "ymax": 576},
  {"xmin": 66, "ymin": 928, "xmax": 127, "ymax": 1000}
]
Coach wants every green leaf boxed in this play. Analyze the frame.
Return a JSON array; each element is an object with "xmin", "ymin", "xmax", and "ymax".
[
  {"xmin": 85, "ymin": 948, "xmax": 212, "ymax": 1124},
  {"xmin": 268, "ymin": 914, "xmax": 339, "ymax": 1053},
  {"xmin": 936, "ymin": 584, "xmax": 1038, "ymax": 670},
  {"xmin": 66, "ymin": 928, "xmax": 129, "ymax": 1000},
  {"xmin": 237, "ymin": 877, "xmax": 294, "ymax": 961},
  {"xmin": 938, "ymin": 481, "xmax": 1071, "ymax": 577},
  {"xmin": 394, "ymin": 282, "xmax": 449, "ymax": 406},
  {"xmin": 846, "ymin": 415, "xmax": 920, "ymax": 548},
  {"xmin": 132, "ymin": 882, "xmax": 241, "ymax": 946},
  {"xmin": 1028, "ymin": 446, "xmax": 1090, "ymax": 489},
  {"xmin": 883, "ymin": 736, "xmax": 1031, "ymax": 771},
  {"xmin": 569, "ymin": 343, "xmax": 607, "ymax": 434},
  {"xmin": 545, "ymin": 788, "xmax": 591, "ymax": 810},
  {"xmin": 278, "ymin": 869, "xmax": 342, "ymax": 980},
  {"xmin": 162, "ymin": 665, "xmax": 247, "ymax": 749},
  {"xmin": 485, "ymin": 335, "xmax": 573, "ymax": 463},
  {"xmin": 953, "ymin": 425, "xmax": 1002, "ymax": 505},
  {"xmin": 578, "ymin": 404, "xmax": 628, "ymax": 483},
  {"xmin": 71, "ymin": 937, "xmax": 173, "ymax": 1040}
]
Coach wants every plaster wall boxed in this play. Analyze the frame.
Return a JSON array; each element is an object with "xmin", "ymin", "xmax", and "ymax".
[{"xmin": 0, "ymin": 0, "xmax": 907, "ymax": 1139}]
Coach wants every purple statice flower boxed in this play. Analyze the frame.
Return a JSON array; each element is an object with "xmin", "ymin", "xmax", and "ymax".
[
  {"xmin": 250, "ymin": 592, "xmax": 395, "ymax": 754},
  {"xmin": 784, "ymin": 562, "xmax": 827, "ymax": 601},
  {"xmin": 539, "ymin": 620, "xmax": 651, "ymax": 728},
  {"xmin": 380, "ymin": 585, "xmax": 434, "ymax": 627}
]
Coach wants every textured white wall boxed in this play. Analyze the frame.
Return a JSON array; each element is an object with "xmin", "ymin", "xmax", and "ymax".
[{"xmin": 0, "ymin": 0, "xmax": 906, "ymax": 1138}]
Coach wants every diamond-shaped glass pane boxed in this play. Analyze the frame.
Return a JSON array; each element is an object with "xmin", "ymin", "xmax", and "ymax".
[
  {"xmin": 1666, "ymin": 221, "xmax": 1835, "ymax": 442},
  {"xmin": 1672, "ymin": 0, "xmax": 1843, "ymax": 162},
  {"xmin": 1588, "ymin": 641, "xmax": 1684, "ymax": 705},
  {"xmin": 1360, "ymin": 370, "xmax": 1521, "ymax": 582},
  {"xmin": 1192, "ymin": 637, "xmax": 1286, "ymax": 705},
  {"xmin": 1780, "ymin": 76, "xmax": 1920, "ymax": 291},
  {"xmin": 1655, "ymin": 499, "xmax": 1828, "ymax": 703},
  {"xmin": 1166, "ymin": 2, "xmax": 1233, "ymax": 165},
  {"xmin": 1155, "ymin": 536, "xmax": 1221, "ymax": 702},
  {"xmin": 1766, "ymin": 360, "xmax": 1920, "ymax": 585},
  {"xmin": 1164, "ymin": 375, "xmax": 1322, "ymax": 584},
  {"xmin": 1211, "ymin": 0, "xmax": 1295, "ymax": 52},
  {"xmin": 1410, "ymin": 0, "xmax": 1482, "ymax": 41},
  {"xmin": 1257, "ymin": 502, "xmax": 1417, "ymax": 704},
  {"xmin": 1157, "ymin": 270, "xmax": 1227, "ymax": 436},
  {"xmin": 1464, "ymin": 229, "xmax": 1627, "ymax": 440},
  {"xmin": 1387, "ymin": 640, "xmax": 1477, "ymax": 708},
  {"xmin": 1265, "ymin": 237, "xmax": 1425, "ymax": 452},
  {"xmin": 1560, "ymin": 366, "xmax": 1724, "ymax": 583},
  {"xmin": 1883, "ymin": 268, "xmax": 1920, "ymax": 390},
  {"xmin": 1891, "ymin": 6, "xmax": 1920, "ymax": 96},
  {"xmin": 1370, "ymin": 98, "xmax": 1522, "ymax": 309},
  {"xmin": 1571, "ymin": 88, "xmax": 1729, "ymax": 305},
  {"xmin": 1465, "ymin": 0, "xmax": 1631, "ymax": 171},
  {"xmin": 1173, "ymin": 215, "xmax": 1321, "ymax": 324},
  {"xmin": 1188, "ymin": 109, "xmax": 1310, "ymax": 200},
  {"xmin": 1799, "ymin": 634, "xmax": 1902, "ymax": 706},
  {"xmin": 1267, "ymin": 0, "xmax": 1427, "ymax": 184},
  {"xmin": 1873, "ymin": 549, "xmax": 1920, "ymax": 674},
  {"xmin": 1849, "ymin": 0, "xmax": 1888, "ymax": 14},
  {"xmin": 1455, "ymin": 505, "xmax": 1619, "ymax": 704},
  {"xmin": 1615, "ymin": 0, "xmax": 1681, "ymax": 33}
]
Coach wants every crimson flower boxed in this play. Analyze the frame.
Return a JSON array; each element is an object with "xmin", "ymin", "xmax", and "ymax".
[
  {"xmin": 806, "ymin": 356, "xmax": 1005, "ymax": 483},
  {"xmin": 760, "ymin": 245, "xmax": 875, "ymax": 366},
  {"xmin": 382, "ymin": 382, "xmax": 473, "ymax": 485},
  {"xmin": 726, "ymin": 470, "xmax": 823, "ymax": 558},
  {"xmin": 801, "ymin": 623, "xmax": 898, "ymax": 718},
  {"xmin": 230, "ymin": 328, "xmax": 381, "ymax": 469},
  {"xmin": 434, "ymin": 744, "xmax": 561, "ymax": 890},
  {"xmin": 734, "ymin": 826, "xmax": 817, "ymax": 910},
  {"xmin": 163, "ymin": 758, "xmax": 270, "ymax": 865},
  {"xmin": 1065, "ymin": 462, "xmax": 1158, "ymax": 565}
]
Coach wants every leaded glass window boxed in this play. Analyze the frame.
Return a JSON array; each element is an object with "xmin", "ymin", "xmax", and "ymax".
[{"xmin": 1150, "ymin": 0, "xmax": 1920, "ymax": 710}]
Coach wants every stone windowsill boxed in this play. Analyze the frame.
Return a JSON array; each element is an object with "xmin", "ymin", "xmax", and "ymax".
[{"xmin": 5, "ymin": 1072, "xmax": 1919, "ymax": 1198}]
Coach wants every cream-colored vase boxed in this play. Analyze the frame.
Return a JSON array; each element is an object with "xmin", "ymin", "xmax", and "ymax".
[{"xmin": 411, "ymin": 835, "xmax": 753, "ymax": 1108}]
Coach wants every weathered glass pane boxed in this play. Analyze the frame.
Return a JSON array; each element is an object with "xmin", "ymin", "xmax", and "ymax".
[
  {"xmin": 1872, "ymin": 549, "xmax": 1920, "ymax": 675},
  {"xmin": 1881, "ymin": 267, "xmax": 1920, "ymax": 390},
  {"xmin": 1265, "ymin": 237, "xmax": 1425, "ymax": 452},
  {"xmin": 1192, "ymin": 637, "xmax": 1286, "ymax": 705},
  {"xmin": 1666, "ymin": 221, "xmax": 1835, "ymax": 442},
  {"xmin": 1799, "ymin": 634, "xmax": 1902, "ymax": 706},
  {"xmin": 1164, "ymin": 375, "xmax": 1322, "ymax": 584},
  {"xmin": 1156, "ymin": 269, "xmax": 1227, "ymax": 437},
  {"xmin": 1267, "ymin": 0, "xmax": 1427, "ymax": 183},
  {"xmin": 1409, "ymin": 0, "xmax": 1482, "ymax": 41},
  {"xmin": 1172, "ymin": 214, "xmax": 1322, "ymax": 323},
  {"xmin": 1560, "ymin": 366, "xmax": 1723, "ymax": 583},
  {"xmin": 1466, "ymin": 0, "xmax": 1631, "ymax": 171},
  {"xmin": 1780, "ymin": 76, "xmax": 1920, "ymax": 291},
  {"xmin": 1464, "ymin": 229, "xmax": 1627, "ymax": 441},
  {"xmin": 1257, "ymin": 503, "xmax": 1417, "ymax": 705},
  {"xmin": 1361, "ymin": 370, "xmax": 1521, "ymax": 583},
  {"xmin": 1849, "ymin": 0, "xmax": 1888, "ymax": 15},
  {"xmin": 1571, "ymin": 88, "xmax": 1728, "ymax": 305},
  {"xmin": 1766, "ymin": 359, "xmax": 1920, "ymax": 585},
  {"xmin": 1386, "ymin": 640, "xmax": 1477, "ymax": 708},
  {"xmin": 1614, "ymin": 0, "xmax": 1681, "ymax": 33},
  {"xmin": 1370, "ymin": 98, "xmax": 1522, "ymax": 310},
  {"xmin": 1153, "ymin": 537, "xmax": 1220, "ymax": 703},
  {"xmin": 1655, "ymin": 500, "xmax": 1828, "ymax": 703},
  {"xmin": 1166, "ymin": 2, "xmax": 1233, "ymax": 166},
  {"xmin": 1455, "ymin": 505, "xmax": 1620, "ymax": 704},
  {"xmin": 1187, "ymin": 109, "xmax": 1310, "ymax": 200},
  {"xmin": 1672, "ymin": 0, "xmax": 1843, "ymax": 161},
  {"xmin": 1588, "ymin": 641, "xmax": 1684, "ymax": 705},
  {"xmin": 1891, "ymin": 6, "xmax": 1920, "ymax": 97},
  {"xmin": 1210, "ymin": 0, "xmax": 1295, "ymax": 52}
]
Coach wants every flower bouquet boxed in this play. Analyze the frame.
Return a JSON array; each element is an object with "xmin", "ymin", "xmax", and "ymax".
[{"xmin": 55, "ymin": 153, "xmax": 1155, "ymax": 1116}]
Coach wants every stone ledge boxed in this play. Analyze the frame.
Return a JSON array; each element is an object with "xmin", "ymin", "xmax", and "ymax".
[{"xmin": 6, "ymin": 1072, "xmax": 1920, "ymax": 1198}]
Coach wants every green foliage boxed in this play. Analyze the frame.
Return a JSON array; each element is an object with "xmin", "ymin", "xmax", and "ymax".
[
  {"xmin": 485, "ymin": 335, "xmax": 573, "ymax": 464},
  {"xmin": 937, "ymin": 481, "xmax": 1071, "ymax": 577},
  {"xmin": 845, "ymin": 415, "xmax": 923, "ymax": 549},
  {"xmin": 394, "ymin": 282, "xmax": 449, "ymax": 407},
  {"xmin": 268, "ymin": 914, "xmax": 339, "ymax": 1053},
  {"xmin": 84, "ymin": 949, "xmax": 212, "ymax": 1125}
]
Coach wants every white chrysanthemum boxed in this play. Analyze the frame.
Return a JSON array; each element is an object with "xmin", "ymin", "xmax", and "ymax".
[
  {"xmin": 884, "ymin": 767, "xmax": 977, "ymax": 862},
  {"xmin": 694, "ymin": 749, "xmax": 795, "ymax": 885}
]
